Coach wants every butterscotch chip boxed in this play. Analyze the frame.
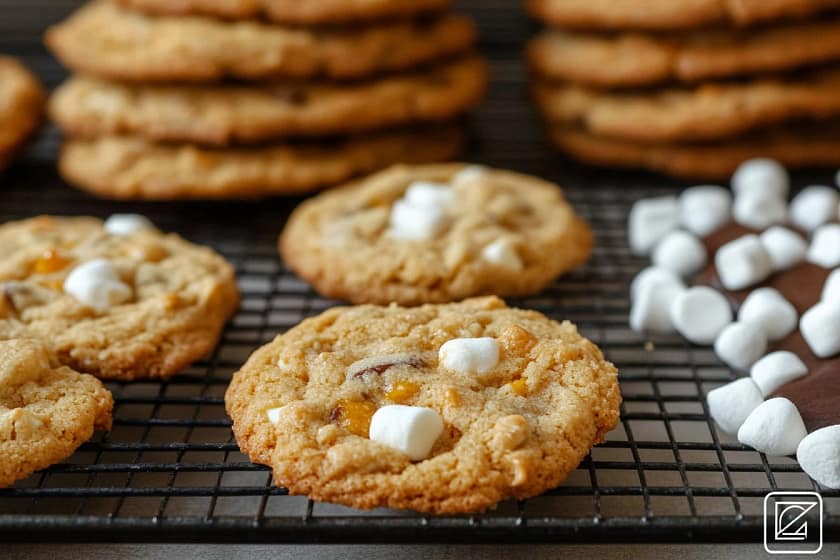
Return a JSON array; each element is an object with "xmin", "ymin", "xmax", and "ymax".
[
  {"xmin": 45, "ymin": 1, "xmax": 476, "ymax": 83},
  {"xmin": 0, "ymin": 56, "xmax": 44, "ymax": 172},
  {"xmin": 225, "ymin": 296, "xmax": 620, "ymax": 513},
  {"xmin": 0, "ymin": 216, "xmax": 239, "ymax": 380},
  {"xmin": 50, "ymin": 56, "xmax": 487, "ymax": 145},
  {"xmin": 0, "ymin": 339, "xmax": 112, "ymax": 488}
]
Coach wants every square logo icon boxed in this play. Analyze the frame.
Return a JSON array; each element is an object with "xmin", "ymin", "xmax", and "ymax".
[{"xmin": 764, "ymin": 491, "xmax": 823, "ymax": 555}]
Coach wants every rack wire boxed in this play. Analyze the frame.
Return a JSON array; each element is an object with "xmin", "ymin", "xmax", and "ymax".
[{"xmin": 0, "ymin": 0, "xmax": 838, "ymax": 544}]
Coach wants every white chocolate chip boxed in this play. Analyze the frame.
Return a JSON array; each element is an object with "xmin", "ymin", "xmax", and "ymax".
[
  {"xmin": 679, "ymin": 185, "xmax": 732, "ymax": 236},
  {"xmin": 750, "ymin": 351, "xmax": 808, "ymax": 397},
  {"xmin": 714, "ymin": 321, "xmax": 767, "ymax": 372},
  {"xmin": 797, "ymin": 425, "xmax": 840, "ymax": 489},
  {"xmin": 452, "ymin": 165, "xmax": 487, "ymax": 186},
  {"xmin": 629, "ymin": 273, "xmax": 685, "ymax": 333},
  {"xmin": 738, "ymin": 398, "xmax": 807, "ymax": 456},
  {"xmin": 731, "ymin": 158, "xmax": 789, "ymax": 200},
  {"xmin": 628, "ymin": 196, "xmax": 680, "ymax": 256},
  {"xmin": 808, "ymin": 224, "xmax": 840, "ymax": 268},
  {"xmin": 403, "ymin": 181, "xmax": 455, "ymax": 209},
  {"xmin": 822, "ymin": 269, "xmax": 840, "ymax": 303},
  {"xmin": 439, "ymin": 337, "xmax": 500, "ymax": 373},
  {"xmin": 789, "ymin": 185, "xmax": 839, "ymax": 232},
  {"xmin": 733, "ymin": 193, "xmax": 787, "ymax": 230},
  {"xmin": 630, "ymin": 266, "xmax": 684, "ymax": 302},
  {"xmin": 670, "ymin": 286, "xmax": 733, "ymax": 345},
  {"xmin": 482, "ymin": 238, "xmax": 523, "ymax": 271},
  {"xmin": 759, "ymin": 226, "xmax": 807, "ymax": 272},
  {"xmin": 652, "ymin": 230, "xmax": 707, "ymax": 277},
  {"xmin": 266, "ymin": 406, "xmax": 286, "ymax": 424},
  {"xmin": 368, "ymin": 405, "xmax": 444, "ymax": 461},
  {"xmin": 738, "ymin": 287, "xmax": 798, "ymax": 342},
  {"xmin": 707, "ymin": 378, "xmax": 764, "ymax": 434},
  {"xmin": 63, "ymin": 259, "xmax": 132, "ymax": 312},
  {"xmin": 800, "ymin": 301, "xmax": 840, "ymax": 358},
  {"xmin": 103, "ymin": 214, "xmax": 156, "ymax": 236},
  {"xmin": 715, "ymin": 234, "xmax": 772, "ymax": 291},
  {"xmin": 388, "ymin": 199, "xmax": 447, "ymax": 241}
]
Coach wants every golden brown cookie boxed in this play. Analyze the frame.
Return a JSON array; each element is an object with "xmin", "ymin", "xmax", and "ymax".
[
  {"xmin": 0, "ymin": 339, "xmax": 112, "ymax": 488},
  {"xmin": 114, "ymin": 0, "xmax": 451, "ymax": 24},
  {"xmin": 280, "ymin": 164, "xmax": 592, "ymax": 305},
  {"xmin": 533, "ymin": 70, "xmax": 840, "ymax": 143},
  {"xmin": 548, "ymin": 123, "xmax": 840, "ymax": 179},
  {"xmin": 45, "ymin": 1, "xmax": 476, "ymax": 83},
  {"xmin": 58, "ymin": 126, "xmax": 465, "ymax": 200},
  {"xmin": 525, "ymin": 0, "xmax": 840, "ymax": 30},
  {"xmin": 226, "ymin": 296, "xmax": 621, "ymax": 514},
  {"xmin": 0, "ymin": 57, "xmax": 45, "ymax": 172},
  {"xmin": 0, "ymin": 216, "xmax": 239, "ymax": 380},
  {"xmin": 49, "ymin": 56, "xmax": 486, "ymax": 145},
  {"xmin": 528, "ymin": 20, "xmax": 840, "ymax": 88}
]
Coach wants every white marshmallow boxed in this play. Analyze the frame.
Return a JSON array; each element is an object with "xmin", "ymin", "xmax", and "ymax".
[
  {"xmin": 750, "ymin": 351, "xmax": 808, "ymax": 397},
  {"xmin": 388, "ymin": 199, "xmax": 447, "ymax": 241},
  {"xmin": 797, "ymin": 425, "xmax": 840, "ymax": 489},
  {"xmin": 800, "ymin": 302, "xmax": 840, "ymax": 358},
  {"xmin": 103, "ymin": 214, "xmax": 155, "ymax": 236},
  {"xmin": 439, "ymin": 337, "xmax": 500, "ymax": 373},
  {"xmin": 452, "ymin": 165, "xmax": 487, "ymax": 186},
  {"xmin": 630, "ymin": 266, "xmax": 684, "ymax": 302},
  {"xmin": 808, "ymin": 224, "xmax": 840, "ymax": 268},
  {"xmin": 715, "ymin": 234, "xmax": 772, "ymax": 291},
  {"xmin": 738, "ymin": 287, "xmax": 798, "ymax": 342},
  {"xmin": 679, "ymin": 185, "xmax": 732, "ymax": 236},
  {"xmin": 651, "ymin": 231, "xmax": 707, "ymax": 277},
  {"xmin": 63, "ymin": 259, "xmax": 132, "ymax": 312},
  {"xmin": 822, "ymin": 268, "xmax": 840, "ymax": 303},
  {"xmin": 731, "ymin": 158, "xmax": 789, "ymax": 200},
  {"xmin": 670, "ymin": 286, "xmax": 733, "ymax": 345},
  {"xmin": 403, "ymin": 181, "xmax": 455, "ymax": 209},
  {"xmin": 266, "ymin": 406, "xmax": 286, "ymax": 424},
  {"xmin": 733, "ymin": 193, "xmax": 787, "ymax": 230},
  {"xmin": 369, "ymin": 405, "xmax": 444, "ymax": 461},
  {"xmin": 789, "ymin": 185, "xmax": 839, "ymax": 232},
  {"xmin": 629, "ymin": 275, "xmax": 685, "ymax": 333},
  {"xmin": 714, "ymin": 321, "xmax": 767, "ymax": 372},
  {"xmin": 481, "ymin": 238, "xmax": 523, "ymax": 270},
  {"xmin": 707, "ymin": 378, "xmax": 764, "ymax": 434},
  {"xmin": 628, "ymin": 196, "xmax": 680, "ymax": 256},
  {"xmin": 759, "ymin": 226, "xmax": 807, "ymax": 271},
  {"xmin": 738, "ymin": 398, "xmax": 807, "ymax": 456}
]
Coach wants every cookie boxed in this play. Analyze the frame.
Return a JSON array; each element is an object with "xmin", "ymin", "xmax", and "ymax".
[
  {"xmin": 525, "ymin": 0, "xmax": 840, "ymax": 30},
  {"xmin": 534, "ymin": 70, "xmax": 840, "ymax": 143},
  {"xmin": 0, "ymin": 338, "xmax": 112, "ymax": 488},
  {"xmin": 0, "ymin": 57, "xmax": 45, "ymax": 172},
  {"xmin": 50, "ymin": 56, "xmax": 486, "ymax": 146},
  {"xmin": 0, "ymin": 216, "xmax": 239, "ymax": 380},
  {"xmin": 529, "ymin": 20, "xmax": 840, "ymax": 88},
  {"xmin": 58, "ymin": 126, "xmax": 464, "ymax": 200},
  {"xmin": 280, "ymin": 164, "xmax": 592, "ymax": 305},
  {"xmin": 114, "ymin": 0, "xmax": 451, "ymax": 25},
  {"xmin": 548, "ymin": 124, "xmax": 840, "ymax": 179},
  {"xmin": 226, "ymin": 296, "xmax": 620, "ymax": 513},
  {"xmin": 45, "ymin": 1, "xmax": 476, "ymax": 83}
]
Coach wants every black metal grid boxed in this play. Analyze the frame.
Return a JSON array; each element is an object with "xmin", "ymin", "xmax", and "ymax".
[{"xmin": 0, "ymin": 0, "xmax": 839, "ymax": 544}]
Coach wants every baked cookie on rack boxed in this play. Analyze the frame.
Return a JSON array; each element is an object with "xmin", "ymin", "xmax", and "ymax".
[
  {"xmin": 0, "ymin": 56, "xmax": 44, "ymax": 172},
  {"xmin": 0, "ymin": 215, "xmax": 239, "ymax": 380},
  {"xmin": 226, "ymin": 296, "xmax": 620, "ymax": 513},
  {"xmin": 280, "ymin": 164, "xmax": 592, "ymax": 305},
  {"xmin": 0, "ymin": 338, "xmax": 113, "ymax": 488}
]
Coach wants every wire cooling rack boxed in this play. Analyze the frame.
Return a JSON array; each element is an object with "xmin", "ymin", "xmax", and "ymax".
[{"xmin": 1, "ymin": 0, "xmax": 839, "ymax": 544}]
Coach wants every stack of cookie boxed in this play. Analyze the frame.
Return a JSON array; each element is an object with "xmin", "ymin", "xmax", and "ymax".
[
  {"xmin": 526, "ymin": 0, "xmax": 840, "ymax": 179},
  {"xmin": 45, "ymin": 0, "xmax": 486, "ymax": 199}
]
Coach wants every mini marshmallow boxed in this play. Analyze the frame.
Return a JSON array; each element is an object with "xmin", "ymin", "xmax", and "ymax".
[
  {"xmin": 737, "ymin": 398, "xmax": 807, "ymax": 456},
  {"xmin": 731, "ymin": 158, "xmax": 789, "ymax": 200},
  {"xmin": 759, "ymin": 226, "xmax": 807, "ymax": 271},
  {"xmin": 679, "ymin": 185, "xmax": 732, "ymax": 236},
  {"xmin": 738, "ymin": 287, "xmax": 798, "ymax": 341},
  {"xmin": 789, "ymin": 185, "xmax": 839, "ymax": 232},
  {"xmin": 630, "ymin": 266, "xmax": 684, "ymax": 302},
  {"xmin": 651, "ymin": 230, "xmax": 707, "ymax": 277},
  {"xmin": 369, "ymin": 405, "xmax": 444, "ymax": 461},
  {"xmin": 403, "ymin": 181, "xmax": 455, "ymax": 209},
  {"xmin": 797, "ymin": 425, "xmax": 840, "ymax": 489},
  {"xmin": 452, "ymin": 165, "xmax": 487, "ymax": 186},
  {"xmin": 63, "ymin": 259, "xmax": 132, "ymax": 312},
  {"xmin": 630, "ymin": 275, "xmax": 685, "ymax": 333},
  {"xmin": 750, "ymin": 351, "xmax": 808, "ymax": 397},
  {"xmin": 628, "ymin": 196, "xmax": 679, "ymax": 256},
  {"xmin": 266, "ymin": 406, "xmax": 286, "ymax": 424},
  {"xmin": 714, "ymin": 321, "xmax": 767, "ymax": 372},
  {"xmin": 481, "ymin": 238, "xmax": 523, "ymax": 270},
  {"xmin": 715, "ymin": 234, "xmax": 772, "ymax": 291},
  {"xmin": 800, "ymin": 302, "xmax": 840, "ymax": 358},
  {"xmin": 732, "ymin": 192, "xmax": 787, "ymax": 230},
  {"xmin": 670, "ymin": 286, "xmax": 733, "ymax": 345},
  {"xmin": 388, "ymin": 199, "xmax": 448, "ymax": 241},
  {"xmin": 808, "ymin": 224, "xmax": 840, "ymax": 268},
  {"xmin": 439, "ymin": 337, "xmax": 500, "ymax": 373},
  {"xmin": 822, "ymin": 268, "xmax": 840, "ymax": 303},
  {"xmin": 707, "ymin": 378, "xmax": 764, "ymax": 434},
  {"xmin": 103, "ymin": 214, "xmax": 155, "ymax": 236}
]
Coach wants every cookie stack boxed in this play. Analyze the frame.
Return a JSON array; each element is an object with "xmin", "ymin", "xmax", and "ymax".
[
  {"xmin": 45, "ymin": 0, "xmax": 486, "ymax": 199},
  {"xmin": 526, "ymin": 0, "xmax": 840, "ymax": 179}
]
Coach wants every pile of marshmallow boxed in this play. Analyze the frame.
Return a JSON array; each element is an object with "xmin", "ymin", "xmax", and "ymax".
[{"xmin": 628, "ymin": 158, "xmax": 840, "ymax": 489}]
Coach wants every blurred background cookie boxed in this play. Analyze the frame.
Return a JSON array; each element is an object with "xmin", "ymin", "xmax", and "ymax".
[{"xmin": 0, "ymin": 56, "xmax": 44, "ymax": 173}]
